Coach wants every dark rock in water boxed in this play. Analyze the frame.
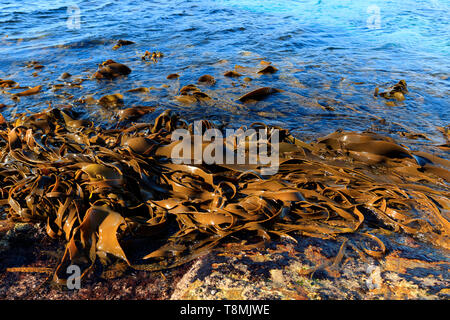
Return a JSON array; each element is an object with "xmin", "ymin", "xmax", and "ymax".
[
  {"xmin": 113, "ymin": 39, "xmax": 135, "ymax": 50},
  {"xmin": 141, "ymin": 51, "xmax": 163, "ymax": 61},
  {"xmin": 0, "ymin": 79, "xmax": 17, "ymax": 88},
  {"xmin": 198, "ymin": 74, "xmax": 216, "ymax": 85},
  {"xmin": 257, "ymin": 65, "xmax": 278, "ymax": 74},
  {"xmin": 167, "ymin": 73, "xmax": 180, "ymax": 80},
  {"xmin": 93, "ymin": 60, "xmax": 131, "ymax": 79},
  {"xmin": 98, "ymin": 93, "xmax": 124, "ymax": 108},
  {"xmin": 238, "ymin": 87, "xmax": 280, "ymax": 102},
  {"xmin": 180, "ymin": 84, "xmax": 199, "ymax": 94},
  {"xmin": 124, "ymin": 137, "xmax": 156, "ymax": 154},
  {"xmin": 60, "ymin": 72, "xmax": 72, "ymax": 80},
  {"xmin": 224, "ymin": 70, "xmax": 242, "ymax": 77},
  {"xmin": 192, "ymin": 91, "xmax": 210, "ymax": 100}
]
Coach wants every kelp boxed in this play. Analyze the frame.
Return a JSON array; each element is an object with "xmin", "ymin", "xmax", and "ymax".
[
  {"xmin": 0, "ymin": 104, "xmax": 449, "ymax": 287},
  {"xmin": 198, "ymin": 75, "xmax": 216, "ymax": 86},
  {"xmin": 141, "ymin": 51, "xmax": 163, "ymax": 62},
  {"xmin": 112, "ymin": 39, "xmax": 135, "ymax": 50},
  {"xmin": 376, "ymin": 80, "xmax": 408, "ymax": 101},
  {"xmin": 257, "ymin": 65, "xmax": 278, "ymax": 75},
  {"xmin": 13, "ymin": 85, "xmax": 42, "ymax": 97},
  {"xmin": 93, "ymin": 60, "xmax": 131, "ymax": 80},
  {"xmin": 167, "ymin": 73, "xmax": 180, "ymax": 80}
]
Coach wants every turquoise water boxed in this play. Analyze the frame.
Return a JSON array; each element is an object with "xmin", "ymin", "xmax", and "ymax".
[{"xmin": 0, "ymin": 0, "xmax": 448, "ymax": 143}]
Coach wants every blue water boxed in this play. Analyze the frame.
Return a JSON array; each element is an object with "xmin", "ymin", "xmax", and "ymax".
[{"xmin": 0, "ymin": 0, "xmax": 449, "ymax": 144}]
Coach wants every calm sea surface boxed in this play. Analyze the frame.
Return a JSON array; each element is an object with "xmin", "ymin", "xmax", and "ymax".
[{"xmin": 0, "ymin": 0, "xmax": 449, "ymax": 144}]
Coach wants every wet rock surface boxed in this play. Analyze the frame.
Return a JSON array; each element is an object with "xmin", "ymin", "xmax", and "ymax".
[
  {"xmin": 1, "ymin": 227, "xmax": 448, "ymax": 300},
  {"xmin": 170, "ymin": 236, "xmax": 449, "ymax": 300}
]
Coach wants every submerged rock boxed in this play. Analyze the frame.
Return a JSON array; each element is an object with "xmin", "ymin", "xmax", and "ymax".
[
  {"xmin": 112, "ymin": 39, "xmax": 135, "ymax": 50},
  {"xmin": 93, "ymin": 60, "xmax": 131, "ymax": 80}
]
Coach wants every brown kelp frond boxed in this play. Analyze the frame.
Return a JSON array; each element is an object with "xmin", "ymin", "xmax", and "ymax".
[{"xmin": 0, "ymin": 108, "xmax": 449, "ymax": 285}]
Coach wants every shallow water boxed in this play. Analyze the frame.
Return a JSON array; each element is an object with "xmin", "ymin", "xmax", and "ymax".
[{"xmin": 0, "ymin": 0, "xmax": 449, "ymax": 143}]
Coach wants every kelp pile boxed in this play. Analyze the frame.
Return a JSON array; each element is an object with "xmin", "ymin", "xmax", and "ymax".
[{"xmin": 0, "ymin": 104, "xmax": 449, "ymax": 286}]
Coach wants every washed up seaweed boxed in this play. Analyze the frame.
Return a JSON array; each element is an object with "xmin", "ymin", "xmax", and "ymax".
[{"xmin": 0, "ymin": 103, "xmax": 449, "ymax": 286}]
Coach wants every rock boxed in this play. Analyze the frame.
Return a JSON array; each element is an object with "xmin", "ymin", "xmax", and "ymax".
[
  {"xmin": 180, "ymin": 84, "xmax": 199, "ymax": 94},
  {"xmin": 112, "ymin": 39, "xmax": 135, "ymax": 50},
  {"xmin": 223, "ymin": 71, "xmax": 242, "ymax": 77},
  {"xmin": 167, "ymin": 73, "xmax": 180, "ymax": 80},
  {"xmin": 238, "ymin": 87, "xmax": 279, "ymax": 102},
  {"xmin": 93, "ymin": 60, "xmax": 131, "ymax": 79},
  {"xmin": 198, "ymin": 74, "xmax": 216, "ymax": 85},
  {"xmin": 379, "ymin": 80, "xmax": 408, "ymax": 100},
  {"xmin": 60, "ymin": 72, "xmax": 71, "ymax": 80}
]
